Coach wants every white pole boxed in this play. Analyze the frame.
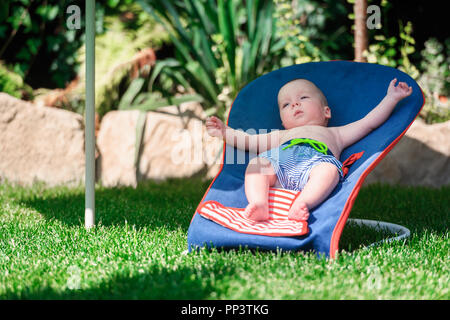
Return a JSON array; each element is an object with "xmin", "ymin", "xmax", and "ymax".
[{"xmin": 85, "ymin": 0, "xmax": 95, "ymax": 229}]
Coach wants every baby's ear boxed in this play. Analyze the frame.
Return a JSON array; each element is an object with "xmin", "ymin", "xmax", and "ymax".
[{"xmin": 324, "ymin": 106, "xmax": 331, "ymax": 119}]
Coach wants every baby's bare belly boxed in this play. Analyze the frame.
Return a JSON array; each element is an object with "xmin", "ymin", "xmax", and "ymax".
[{"xmin": 279, "ymin": 126, "xmax": 342, "ymax": 159}]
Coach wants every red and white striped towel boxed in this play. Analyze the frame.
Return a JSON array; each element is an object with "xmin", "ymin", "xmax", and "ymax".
[{"xmin": 197, "ymin": 187, "xmax": 308, "ymax": 237}]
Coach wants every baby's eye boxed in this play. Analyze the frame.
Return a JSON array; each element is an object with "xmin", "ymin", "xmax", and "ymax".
[
  {"xmin": 282, "ymin": 103, "xmax": 289, "ymax": 108},
  {"xmin": 300, "ymin": 96, "xmax": 309, "ymax": 99}
]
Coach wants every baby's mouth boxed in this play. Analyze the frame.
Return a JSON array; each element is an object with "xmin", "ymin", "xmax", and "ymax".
[{"xmin": 294, "ymin": 110, "xmax": 303, "ymax": 117}]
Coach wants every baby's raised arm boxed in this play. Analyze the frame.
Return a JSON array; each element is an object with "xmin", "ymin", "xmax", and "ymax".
[
  {"xmin": 205, "ymin": 116, "xmax": 279, "ymax": 154},
  {"xmin": 334, "ymin": 78, "xmax": 413, "ymax": 149}
]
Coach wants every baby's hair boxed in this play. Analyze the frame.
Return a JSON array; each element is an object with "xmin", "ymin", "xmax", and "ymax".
[{"xmin": 280, "ymin": 78, "xmax": 329, "ymax": 107}]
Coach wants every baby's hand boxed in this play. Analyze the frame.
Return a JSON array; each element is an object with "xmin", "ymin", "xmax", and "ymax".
[
  {"xmin": 387, "ymin": 78, "xmax": 413, "ymax": 102},
  {"xmin": 205, "ymin": 116, "xmax": 226, "ymax": 138}
]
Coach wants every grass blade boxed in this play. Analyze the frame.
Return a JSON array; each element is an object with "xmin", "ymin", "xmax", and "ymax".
[
  {"xmin": 149, "ymin": 59, "xmax": 181, "ymax": 92},
  {"xmin": 118, "ymin": 77, "xmax": 146, "ymax": 110},
  {"xmin": 133, "ymin": 93, "xmax": 204, "ymax": 112}
]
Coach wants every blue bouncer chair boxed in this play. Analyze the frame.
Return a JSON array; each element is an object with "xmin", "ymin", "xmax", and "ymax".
[{"xmin": 187, "ymin": 61, "xmax": 424, "ymax": 258}]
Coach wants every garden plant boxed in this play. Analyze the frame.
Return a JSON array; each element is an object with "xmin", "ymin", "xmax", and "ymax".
[{"xmin": 0, "ymin": 0, "xmax": 448, "ymax": 301}]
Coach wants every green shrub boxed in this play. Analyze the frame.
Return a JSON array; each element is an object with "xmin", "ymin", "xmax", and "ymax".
[
  {"xmin": 137, "ymin": 0, "xmax": 287, "ymax": 118},
  {"xmin": 0, "ymin": 0, "xmax": 84, "ymax": 88},
  {"xmin": 29, "ymin": 2, "xmax": 171, "ymax": 119},
  {"xmin": 363, "ymin": 18, "xmax": 450, "ymax": 123},
  {"xmin": 137, "ymin": 0, "xmax": 350, "ymax": 119},
  {"xmin": 275, "ymin": 0, "xmax": 352, "ymax": 65},
  {"xmin": 0, "ymin": 0, "xmax": 142, "ymax": 89},
  {"xmin": 417, "ymin": 38, "xmax": 450, "ymax": 123},
  {"xmin": 0, "ymin": 62, "xmax": 32, "ymax": 98},
  {"xmin": 74, "ymin": 10, "xmax": 170, "ymax": 118}
]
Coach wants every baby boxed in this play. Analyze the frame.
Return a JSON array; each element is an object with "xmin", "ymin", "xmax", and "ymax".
[{"xmin": 206, "ymin": 78, "xmax": 412, "ymax": 222}]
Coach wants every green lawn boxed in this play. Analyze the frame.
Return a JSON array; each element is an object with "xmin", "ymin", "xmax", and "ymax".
[{"xmin": 0, "ymin": 178, "xmax": 448, "ymax": 299}]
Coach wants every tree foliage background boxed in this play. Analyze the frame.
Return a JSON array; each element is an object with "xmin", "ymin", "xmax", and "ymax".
[{"xmin": 0, "ymin": 0, "xmax": 448, "ymax": 123}]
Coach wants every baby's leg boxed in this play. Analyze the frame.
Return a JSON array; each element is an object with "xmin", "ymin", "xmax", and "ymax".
[
  {"xmin": 288, "ymin": 162, "xmax": 339, "ymax": 221},
  {"xmin": 244, "ymin": 157, "xmax": 278, "ymax": 221}
]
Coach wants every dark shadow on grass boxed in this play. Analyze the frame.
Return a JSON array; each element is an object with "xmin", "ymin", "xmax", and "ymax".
[
  {"xmin": 6, "ymin": 172, "xmax": 449, "ymax": 255},
  {"xmin": 13, "ymin": 177, "xmax": 212, "ymax": 232},
  {"xmin": 337, "ymin": 136, "xmax": 450, "ymax": 252},
  {"xmin": 338, "ymin": 222, "xmax": 393, "ymax": 253},
  {"xmin": 1, "ymin": 261, "xmax": 233, "ymax": 300},
  {"xmin": 338, "ymin": 183, "xmax": 450, "ymax": 253}
]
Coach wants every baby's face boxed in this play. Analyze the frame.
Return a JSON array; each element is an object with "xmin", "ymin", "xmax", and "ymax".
[{"xmin": 277, "ymin": 80, "xmax": 331, "ymax": 129}]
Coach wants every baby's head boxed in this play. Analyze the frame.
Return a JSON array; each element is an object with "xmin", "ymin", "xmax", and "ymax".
[{"xmin": 277, "ymin": 79, "xmax": 331, "ymax": 129}]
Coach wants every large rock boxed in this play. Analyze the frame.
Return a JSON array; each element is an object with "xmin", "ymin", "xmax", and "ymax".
[
  {"xmin": 96, "ymin": 110, "xmax": 139, "ymax": 187},
  {"xmin": 364, "ymin": 119, "xmax": 450, "ymax": 187},
  {"xmin": 0, "ymin": 93, "xmax": 85, "ymax": 186},
  {"xmin": 97, "ymin": 102, "xmax": 222, "ymax": 187}
]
